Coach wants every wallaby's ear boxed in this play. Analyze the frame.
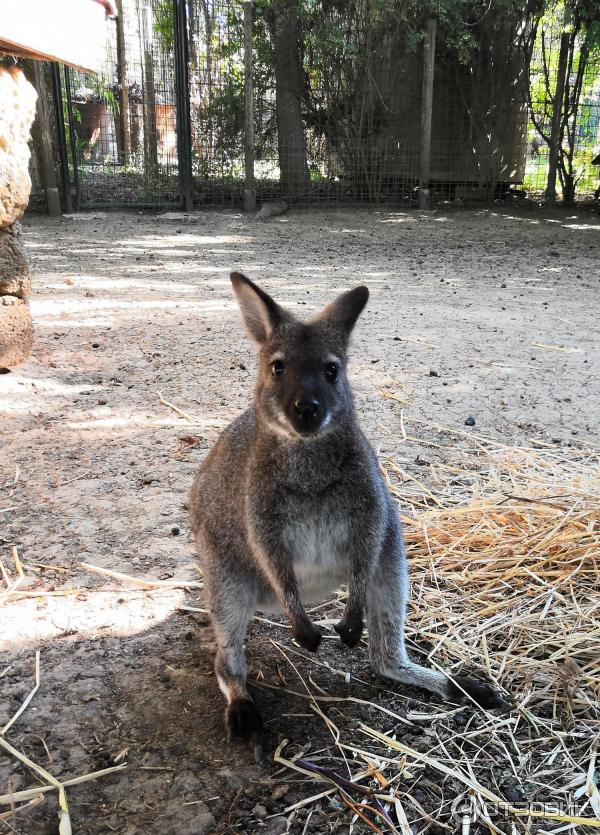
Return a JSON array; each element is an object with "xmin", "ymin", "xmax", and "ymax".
[
  {"xmin": 230, "ymin": 272, "xmax": 286, "ymax": 343},
  {"xmin": 318, "ymin": 286, "xmax": 369, "ymax": 335}
]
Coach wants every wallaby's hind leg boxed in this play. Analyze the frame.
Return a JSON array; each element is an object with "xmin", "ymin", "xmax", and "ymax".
[
  {"xmin": 368, "ymin": 523, "xmax": 510, "ymax": 710},
  {"xmin": 208, "ymin": 570, "xmax": 264, "ymax": 761}
]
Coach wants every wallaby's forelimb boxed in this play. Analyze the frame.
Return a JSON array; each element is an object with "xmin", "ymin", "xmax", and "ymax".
[
  {"xmin": 335, "ymin": 518, "xmax": 382, "ymax": 648},
  {"xmin": 249, "ymin": 524, "xmax": 322, "ymax": 651},
  {"xmin": 335, "ymin": 600, "xmax": 364, "ymax": 648},
  {"xmin": 273, "ymin": 561, "xmax": 322, "ymax": 652},
  {"xmin": 335, "ymin": 551, "xmax": 371, "ymax": 646}
]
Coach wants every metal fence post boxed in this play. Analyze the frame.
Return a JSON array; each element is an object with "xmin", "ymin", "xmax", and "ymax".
[
  {"xmin": 173, "ymin": 0, "xmax": 194, "ymax": 211},
  {"xmin": 50, "ymin": 63, "xmax": 72, "ymax": 214},
  {"xmin": 243, "ymin": 1, "xmax": 256, "ymax": 213},
  {"xmin": 419, "ymin": 16, "xmax": 436, "ymax": 210}
]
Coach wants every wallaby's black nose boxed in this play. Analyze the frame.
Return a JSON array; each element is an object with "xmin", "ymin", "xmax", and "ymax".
[
  {"xmin": 289, "ymin": 397, "xmax": 324, "ymax": 435},
  {"xmin": 294, "ymin": 399, "xmax": 321, "ymax": 420}
]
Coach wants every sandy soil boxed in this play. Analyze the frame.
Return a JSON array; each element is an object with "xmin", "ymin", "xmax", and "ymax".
[{"xmin": 1, "ymin": 206, "xmax": 599, "ymax": 834}]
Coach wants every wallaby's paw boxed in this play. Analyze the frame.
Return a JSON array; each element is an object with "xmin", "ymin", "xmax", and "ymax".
[
  {"xmin": 334, "ymin": 616, "xmax": 364, "ymax": 648},
  {"xmin": 293, "ymin": 619, "xmax": 322, "ymax": 652},
  {"xmin": 226, "ymin": 698, "xmax": 265, "ymax": 762},
  {"xmin": 449, "ymin": 676, "xmax": 513, "ymax": 712}
]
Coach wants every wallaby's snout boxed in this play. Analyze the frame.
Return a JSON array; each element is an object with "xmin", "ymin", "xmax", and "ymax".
[
  {"xmin": 292, "ymin": 397, "xmax": 322, "ymax": 434},
  {"xmin": 281, "ymin": 360, "xmax": 331, "ymax": 437},
  {"xmin": 276, "ymin": 350, "xmax": 342, "ymax": 437},
  {"xmin": 230, "ymin": 272, "xmax": 369, "ymax": 439}
]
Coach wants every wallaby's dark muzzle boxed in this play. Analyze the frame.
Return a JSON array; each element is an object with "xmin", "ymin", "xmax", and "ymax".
[{"xmin": 291, "ymin": 398, "xmax": 323, "ymax": 434}]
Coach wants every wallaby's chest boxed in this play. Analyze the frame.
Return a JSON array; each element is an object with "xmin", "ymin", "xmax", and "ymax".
[{"xmin": 282, "ymin": 499, "xmax": 351, "ymax": 602}]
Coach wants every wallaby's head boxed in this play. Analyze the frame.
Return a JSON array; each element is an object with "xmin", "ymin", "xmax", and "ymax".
[{"xmin": 230, "ymin": 272, "xmax": 369, "ymax": 439}]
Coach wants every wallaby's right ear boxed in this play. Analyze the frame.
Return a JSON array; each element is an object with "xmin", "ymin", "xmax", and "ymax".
[{"xmin": 230, "ymin": 272, "xmax": 286, "ymax": 344}]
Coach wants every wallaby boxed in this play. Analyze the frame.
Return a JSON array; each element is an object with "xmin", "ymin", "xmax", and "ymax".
[{"xmin": 189, "ymin": 273, "xmax": 509, "ymax": 760}]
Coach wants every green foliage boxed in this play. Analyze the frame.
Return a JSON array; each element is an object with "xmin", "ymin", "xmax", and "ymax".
[
  {"xmin": 154, "ymin": 0, "xmax": 175, "ymax": 52},
  {"xmin": 69, "ymin": 0, "xmax": 599, "ymax": 202},
  {"xmin": 527, "ymin": 0, "xmax": 600, "ymax": 200}
]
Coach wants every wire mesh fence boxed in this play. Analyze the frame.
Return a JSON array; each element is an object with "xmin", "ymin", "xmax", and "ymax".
[
  {"xmin": 59, "ymin": 0, "xmax": 180, "ymax": 208},
  {"xmin": 525, "ymin": 18, "xmax": 600, "ymax": 200},
  {"xmin": 22, "ymin": 0, "xmax": 600, "ymax": 211}
]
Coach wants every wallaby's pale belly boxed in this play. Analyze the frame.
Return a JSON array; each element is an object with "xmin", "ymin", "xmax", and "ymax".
[{"xmin": 257, "ymin": 513, "xmax": 351, "ymax": 611}]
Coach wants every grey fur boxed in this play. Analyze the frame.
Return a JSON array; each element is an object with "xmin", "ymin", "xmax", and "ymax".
[
  {"xmin": 255, "ymin": 199, "xmax": 289, "ymax": 222},
  {"xmin": 189, "ymin": 273, "xmax": 509, "ymax": 757}
]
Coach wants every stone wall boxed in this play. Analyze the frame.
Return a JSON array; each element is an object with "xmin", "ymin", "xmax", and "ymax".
[{"xmin": 0, "ymin": 66, "xmax": 37, "ymax": 368}]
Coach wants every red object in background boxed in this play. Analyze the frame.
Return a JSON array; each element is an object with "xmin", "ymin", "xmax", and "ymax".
[{"xmin": 91, "ymin": 0, "xmax": 117, "ymax": 18}]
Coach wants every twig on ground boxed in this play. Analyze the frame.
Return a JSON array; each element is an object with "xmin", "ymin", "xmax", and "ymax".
[
  {"xmin": 1, "ymin": 651, "xmax": 40, "ymax": 736},
  {"xmin": 156, "ymin": 389, "xmax": 197, "ymax": 422},
  {"xmin": 0, "ymin": 547, "xmax": 25, "ymax": 603},
  {"xmin": 0, "ymin": 794, "xmax": 44, "ymax": 822},
  {"xmin": 81, "ymin": 561, "xmax": 202, "ymax": 590},
  {"xmin": 0, "ymin": 764, "xmax": 127, "ymax": 806}
]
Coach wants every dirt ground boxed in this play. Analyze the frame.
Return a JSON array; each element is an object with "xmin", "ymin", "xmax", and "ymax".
[{"xmin": 1, "ymin": 205, "xmax": 599, "ymax": 835}]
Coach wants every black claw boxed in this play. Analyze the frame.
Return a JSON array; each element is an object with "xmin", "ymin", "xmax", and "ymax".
[
  {"xmin": 226, "ymin": 698, "xmax": 265, "ymax": 758},
  {"xmin": 293, "ymin": 621, "xmax": 322, "ymax": 652},
  {"xmin": 450, "ymin": 676, "xmax": 513, "ymax": 712},
  {"xmin": 334, "ymin": 618, "xmax": 364, "ymax": 648}
]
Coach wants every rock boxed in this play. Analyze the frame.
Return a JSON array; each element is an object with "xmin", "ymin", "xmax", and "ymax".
[
  {"xmin": 171, "ymin": 768, "xmax": 202, "ymax": 797},
  {"xmin": 216, "ymin": 767, "xmax": 248, "ymax": 791},
  {"xmin": 252, "ymin": 802, "xmax": 268, "ymax": 819},
  {"xmin": 270, "ymin": 784, "xmax": 289, "ymax": 802},
  {"xmin": 0, "ymin": 296, "xmax": 33, "ymax": 367},
  {"xmin": 464, "ymin": 415, "xmax": 476, "ymax": 426},
  {"xmin": 429, "ymin": 369, "xmax": 439, "ymax": 377},
  {"xmin": 189, "ymin": 810, "xmax": 216, "ymax": 834},
  {"xmin": 0, "ymin": 223, "xmax": 30, "ymax": 297},
  {"xmin": 262, "ymin": 816, "xmax": 288, "ymax": 834},
  {"xmin": 0, "ymin": 68, "xmax": 36, "ymax": 367},
  {"xmin": 0, "ymin": 68, "xmax": 37, "ymax": 228}
]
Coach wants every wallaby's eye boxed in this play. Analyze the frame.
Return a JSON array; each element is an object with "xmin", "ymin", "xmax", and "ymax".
[
  {"xmin": 271, "ymin": 360, "xmax": 285, "ymax": 378},
  {"xmin": 324, "ymin": 362, "xmax": 338, "ymax": 382}
]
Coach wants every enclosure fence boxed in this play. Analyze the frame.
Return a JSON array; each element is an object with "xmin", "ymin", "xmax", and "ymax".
[{"xmin": 23, "ymin": 0, "xmax": 600, "ymax": 211}]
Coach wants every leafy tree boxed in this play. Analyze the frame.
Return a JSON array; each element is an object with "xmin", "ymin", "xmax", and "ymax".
[{"xmin": 528, "ymin": 0, "xmax": 600, "ymax": 204}]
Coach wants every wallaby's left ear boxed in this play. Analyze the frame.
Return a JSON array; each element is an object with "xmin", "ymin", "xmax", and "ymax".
[
  {"xmin": 317, "ymin": 286, "xmax": 369, "ymax": 335},
  {"xmin": 230, "ymin": 271, "xmax": 288, "ymax": 344}
]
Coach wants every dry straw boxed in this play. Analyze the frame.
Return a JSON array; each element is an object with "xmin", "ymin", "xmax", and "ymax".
[{"xmin": 272, "ymin": 421, "xmax": 600, "ymax": 832}]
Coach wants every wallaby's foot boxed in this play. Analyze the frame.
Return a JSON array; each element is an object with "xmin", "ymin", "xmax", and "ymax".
[
  {"xmin": 334, "ymin": 613, "xmax": 364, "ymax": 648},
  {"xmin": 448, "ymin": 676, "xmax": 512, "ymax": 712},
  {"xmin": 292, "ymin": 618, "xmax": 322, "ymax": 652},
  {"xmin": 226, "ymin": 698, "xmax": 265, "ymax": 762}
]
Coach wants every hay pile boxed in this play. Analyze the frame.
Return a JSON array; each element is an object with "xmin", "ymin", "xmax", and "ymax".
[
  {"xmin": 398, "ymin": 441, "xmax": 600, "ymax": 723},
  {"xmin": 274, "ymin": 426, "xmax": 600, "ymax": 833}
]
